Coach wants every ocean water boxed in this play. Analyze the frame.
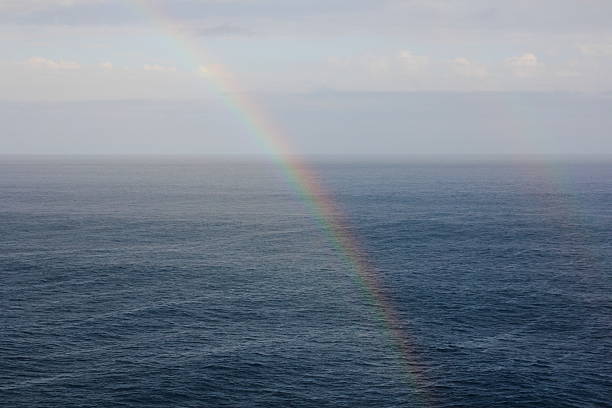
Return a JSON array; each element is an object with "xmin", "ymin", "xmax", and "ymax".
[{"xmin": 1, "ymin": 157, "xmax": 610, "ymax": 408}]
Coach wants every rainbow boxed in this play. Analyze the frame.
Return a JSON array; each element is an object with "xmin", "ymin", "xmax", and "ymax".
[{"xmin": 127, "ymin": 0, "xmax": 431, "ymax": 403}]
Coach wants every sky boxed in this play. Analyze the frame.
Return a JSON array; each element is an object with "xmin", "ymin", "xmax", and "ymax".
[{"xmin": 1, "ymin": 0, "xmax": 612, "ymax": 155}]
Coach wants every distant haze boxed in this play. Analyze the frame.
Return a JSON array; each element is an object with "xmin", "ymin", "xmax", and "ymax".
[{"xmin": 2, "ymin": 93, "xmax": 611, "ymax": 156}]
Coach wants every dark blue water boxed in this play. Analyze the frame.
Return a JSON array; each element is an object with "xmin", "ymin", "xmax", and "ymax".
[{"xmin": 1, "ymin": 157, "xmax": 611, "ymax": 407}]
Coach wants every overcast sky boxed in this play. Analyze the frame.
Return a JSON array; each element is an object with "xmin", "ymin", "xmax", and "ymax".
[{"xmin": 1, "ymin": 0, "xmax": 612, "ymax": 154}]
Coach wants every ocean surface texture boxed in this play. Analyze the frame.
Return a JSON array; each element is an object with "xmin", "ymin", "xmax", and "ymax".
[{"xmin": 1, "ymin": 158, "xmax": 611, "ymax": 408}]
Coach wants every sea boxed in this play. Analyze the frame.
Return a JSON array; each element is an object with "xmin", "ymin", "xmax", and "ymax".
[{"xmin": 1, "ymin": 156, "xmax": 610, "ymax": 408}]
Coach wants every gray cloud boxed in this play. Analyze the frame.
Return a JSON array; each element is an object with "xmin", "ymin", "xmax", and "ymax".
[
  {"xmin": 0, "ymin": 0, "xmax": 390, "ymax": 26},
  {"xmin": 1, "ymin": 0, "xmax": 611, "ymax": 34},
  {"xmin": 192, "ymin": 23, "xmax": 254, "ymax": 37},
  {"xmin": 0, "ymin": 0, "xmax": 136, "ymax": 25}
]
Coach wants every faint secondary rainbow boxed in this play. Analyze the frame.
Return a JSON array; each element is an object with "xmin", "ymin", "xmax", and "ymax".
[{"xmin": 127, "ymin": 0, "xmax": 431, "ymax": 403}]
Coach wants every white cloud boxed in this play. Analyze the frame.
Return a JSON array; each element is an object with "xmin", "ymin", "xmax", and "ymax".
[
  {"xmin": 322, "ymin": 50, "xmax": 438, "ymax": 91},
  {"xmin": 578, "ymin": 43, "xmax": 612, "ymax": 57},
  {"xmin": 451, "ymin": 57, "xmax": 488, "ymax": 78},
  {"xmin": 507, "ymin": 53, "xmax": 539, "ymax": 67},
  {"xmin": 397, "ymin": 50, "xmax": 429, "ymax": 73},
  {"xmin": 313, "ymin": 50, "xmax": 607, "ymax": 92},
  {"xmin": 198, "ymin": 65, "xmax": 216, "ymax": 76},
  {"xmin": 330, "ymin": 50, "xmax": 428, "ymax": 76},
  {"xmin": 1, "ymin": 45, "xmax": 609, "ymax": 100},
  {"xmin": 505, "ymin": 53, "xmax": 543, "ymax": 77},
  {"xmin": 554, "ymin": 69, "xmax": 581, "ymax": 78},
  {"xmin": 26, "ymin": 57, "xmax": 80, "ymax": 70},
  {"xmin": 143, "ymin": 64, "xmax": 177, "ymax": 72},
  {"xmin": 198, "ymin": 64, "xmax": 238, "ymax": 85}
]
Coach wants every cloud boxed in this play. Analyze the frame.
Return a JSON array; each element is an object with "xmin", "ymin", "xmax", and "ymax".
[
  {"xmin": 0, "ymin": 0, "xmax": 111, "ymax": 22},
  {"xmin": 198, "ymin": 64, "xmax": 237, "ymax": 84},
  {"xmin": 99, "ymin": 61, "xmax": 113, "ymax": 70},
  {"xmin": 0, "ymin": 0, "xmax": 136, "ymax": 26},
  {"xmin": 321, "ymin": 50, "xmax": 446, "ymax": 91},
  {"xmin": 313, "ymin": 50, "xmax": 606, "ymax": 92},
  {"xmin": 0, "ymin": 61, "xmax": 211, "ymax": 101},
  {"xmin": 26, "ymin": 56, "xmax": 80, "ymax": 70},
  {"xmin": 143, "ymin": 64, "xmax": 177, "ymax": 72},
  {"xmin": 331, "ymin": 50, "xmax": 429, "ymax": 76},
  {"xmin": 505, "ymin": 53, "xmax": 543, "ymax": 77},
  {"xmin": 397, "ymin": 50, "xmax": 429, "ymax": 73},
  {"xmin": 0, "ymin": 0, "xmax": 101, "ymax": 13},
  {"xmin": 2, "ymin": 0, "xmax": 612, "ymax": 41},
  {"xmin": 579, "ymin": 43, "xmax": 612, "ymax": 57},
  {"xmin": 0, "ymin": 0, "xmax": 388, "ymax": 27},
  {"xmin": 451, "ymin": 57, "xmax": 488, "ymax": 78},
  {"xmin": 192, "ymin": 23, "xmax": 254, "ymax": 37},
  {"xmin": 507, "ymin": 53, "xmax": 539, "ymax": 67}
]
